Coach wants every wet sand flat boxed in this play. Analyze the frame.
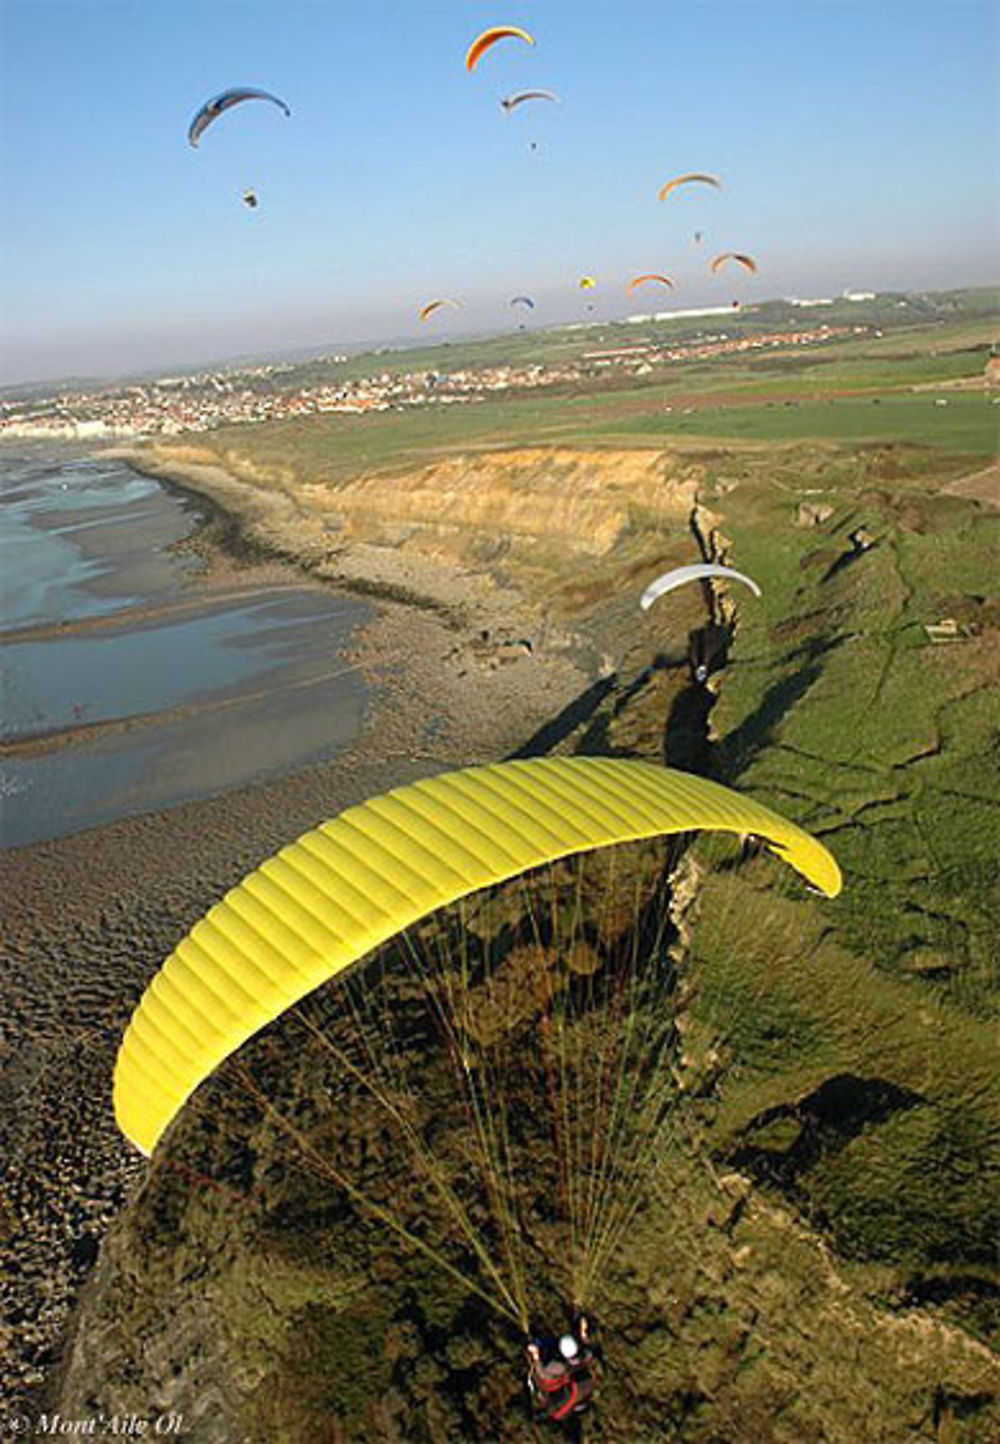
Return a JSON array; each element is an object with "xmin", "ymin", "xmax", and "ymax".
[
  {"xmin": 1, "ymin": 450, "xmax": 199, "ymax": 630},
  {"xmin": 2, "ymin": 452, "xmax": 379, "ymax": 848},
  {"xmin": 2, "ymin": 585, "xmax": 372, "ymax": 847}
]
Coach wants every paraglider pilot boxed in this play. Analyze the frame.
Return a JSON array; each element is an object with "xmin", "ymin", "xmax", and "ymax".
[{"xmin": 527, "ymin": 1310, "xmax": 596, "ymax": 1426}]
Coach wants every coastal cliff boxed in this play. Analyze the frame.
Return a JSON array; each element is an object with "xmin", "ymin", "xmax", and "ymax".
[
  {"xmin": 13, "ymin": 437, "xmax": 998, "ymax": 1440},
  {"xmin": 122, "ymin": 441, "xmax": 705, "ymax": 622}
]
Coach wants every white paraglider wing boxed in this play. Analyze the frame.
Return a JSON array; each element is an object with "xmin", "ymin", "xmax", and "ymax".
[{"xmin": 640, "ymin": 563, "xmax": 762, "ymax": 612}]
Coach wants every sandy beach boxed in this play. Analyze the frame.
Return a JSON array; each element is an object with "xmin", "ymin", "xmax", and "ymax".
[{"xmin": 1, "ymin": 449, "xmax": 599, "ymax": 1409}]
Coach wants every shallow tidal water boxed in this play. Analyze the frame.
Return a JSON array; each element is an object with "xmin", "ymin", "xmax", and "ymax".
[{"xmin": 1, "ymin": 449, "xmax": 371, "ymax": 847}]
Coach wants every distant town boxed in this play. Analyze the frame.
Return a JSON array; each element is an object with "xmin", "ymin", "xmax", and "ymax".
[{"xmin": 0, "ymin": 315, "xmax": 868, "ymax": 442}]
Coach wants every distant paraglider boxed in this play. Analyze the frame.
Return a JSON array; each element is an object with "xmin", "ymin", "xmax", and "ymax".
[
  {"xmin": 500, "ymin": 90, "xmax": 558, "ymax": 112},
  {"xmin": 710, "ymin": 252, "xmax": 758, "ymax": 275},
  {"xmin": 466, "ymin": 26, "xmax": 535, "ymax": 71},
  {"xmin": 658, "ymin": 172, "xmax": 721, "ymax": 201},
  {"xmin": 511, "ymin": 295, "xmax": 534, "ymax": 329},
  {"xmin": 578, "ymin": 276, "xmax": 596, "ymax": 290},
  {"xmin": 640, "ymin": 563, "xmax": 762, "ymax": 612},
  {"xmin": 627, "ymin": 274, "xmax": 674, "ymax": 293},
  {"xmin": 187, "ymin": 88, "xmax": 291, "ymax": 148},
  {"xmin": 419, "ymin": 298, "xmax": 462, "ymax": 323}
]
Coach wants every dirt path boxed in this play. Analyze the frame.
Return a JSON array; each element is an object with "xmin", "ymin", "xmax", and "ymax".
[{"xmin": 943, "ymin": 461, "xmax": 1000, "ymax": 507}]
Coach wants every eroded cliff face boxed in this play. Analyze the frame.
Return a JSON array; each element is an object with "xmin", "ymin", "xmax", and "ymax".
[
  {"xmin": 131, "ymin": 443, "xmax": 703, "ymax": 581},
  {"xmin": 301, "ymin": 447, "xmax": 700, "ymax": 561},
  {"xmin": 123, "ymin": 442, "xmax": 711, "ymax": 681}
]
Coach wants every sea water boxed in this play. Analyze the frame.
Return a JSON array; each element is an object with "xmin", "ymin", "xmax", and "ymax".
[{"xmin": 0, "ymin": 448, "xmax": 371, "ymax": 847}]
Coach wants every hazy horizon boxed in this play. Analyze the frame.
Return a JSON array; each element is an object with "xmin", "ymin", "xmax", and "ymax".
[{"xmin": 1, "ymin": 277, "xmax": 998, "ymax": 398}]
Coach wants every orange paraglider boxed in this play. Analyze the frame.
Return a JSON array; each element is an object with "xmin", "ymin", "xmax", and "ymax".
[
  {"xmin": 466, "ymin": 26, "xmax": 535, "ymax": 71},
  {"xmin": 710, "ymin": 252, "xmax": 758, "ymax": 274},
  {"xmin": 419, "ymin": 298, "xmax": 462, "ymax": 322},
  {"xmin": 627, "ymin": 274, "xmax": 674, "ymax": 293},
  {"xmin": 658, "ymin": 172, "xmax": 720, "ymax": 201}
]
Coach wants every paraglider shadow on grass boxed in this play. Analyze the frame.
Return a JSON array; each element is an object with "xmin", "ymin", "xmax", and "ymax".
[
  {"xmin": 657, "ymin": 619, "xmax": 732, "ymax": 774},
  {"xmin": 712, "ymin": 662, "xmax": 823, "ymax": 783},
  {"xmin": 821, "ymin": 527, "xmax": 879, "ymax": 585},
  {"xmin": 727, "ymin": 1072, "xmax": 925, "ymax": 1197},
  {"xmin": 509, "ymin": 653, "xmax": 688, "ymax": 762},
  {"xmin": 712, "ymin": 625, "xmax": 855, "ymax": 783}
]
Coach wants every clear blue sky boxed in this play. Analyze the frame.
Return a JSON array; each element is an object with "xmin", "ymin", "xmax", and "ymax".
[{"xmin": 2, "ymin": 0, "xmax": 997, "ymax": 383}]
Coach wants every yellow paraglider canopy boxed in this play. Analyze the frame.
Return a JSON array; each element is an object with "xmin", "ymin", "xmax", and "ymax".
[{"xmin": 114, "ymin": 757, "xmax": 841, "ymax": 1156}]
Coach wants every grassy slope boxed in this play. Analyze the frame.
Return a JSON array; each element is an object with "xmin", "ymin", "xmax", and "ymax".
[
  {"xmin": 555, "ymin": 437, "xmax": 999, "ymax": 1439},
  {"xmin": 674, "ymin": 444, "xmax": 999, "ymax": 1306}
]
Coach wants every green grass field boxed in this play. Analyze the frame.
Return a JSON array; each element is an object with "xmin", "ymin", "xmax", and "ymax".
[{"xmin": 588, "ymin": 392, "xmax": 997, "ymax": 452}]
